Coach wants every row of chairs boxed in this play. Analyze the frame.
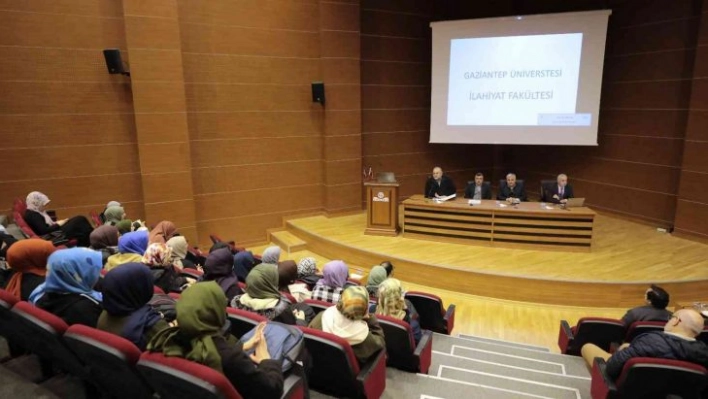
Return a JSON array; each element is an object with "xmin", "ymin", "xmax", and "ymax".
[
  {"xmin": 0, "ymin": 288, "xmax": 306, "ymax": 399},
  {"xmin": 559, "ymin": 317, "xmax": 708, "ymax": 399},
  {"xmin": 558, "ymin": 317, "xmax": 708, "ymax": 356}
]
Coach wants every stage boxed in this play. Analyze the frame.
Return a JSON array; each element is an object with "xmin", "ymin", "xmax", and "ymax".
[{"xmin": 278, "ymin": 210, "xmax": 708, "ymax": 307}]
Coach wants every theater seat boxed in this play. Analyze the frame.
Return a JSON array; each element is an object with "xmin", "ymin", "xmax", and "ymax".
[
  {"xmin": 153, "ymin": 286, "xmax": 165, "ymax": 295},
  {"xmin": 377, "ymin": 314, "xmax": 433, "ymax": 374},
  {"xmin": 591, "ymin": 357, "xmax": 708, "ymax": 399},
  {"xmin": 89, "ymin": 211, "xmax": 102, "ymax": 227},
  {"xmin": 405, "ymin": 291, "xmax": 455, "ymax": 334},
  {"xmin": 13, "ymin": 198, "xmax": 27, "ymax": 214},
  {"xmin": 299, "ymin": 326, "xmax": 386, "ymax": 398},
  {"xmin": 180, "ymin": 268, "xmax": 204, "ymax": 280},
  {"xmin": 63, "ymin": 324, "xmax": 153, "ymax": 399},
  {"xmin": 10, "ymin": 301, "xmax": 87, "ymax": 379},
  {"xmin": 12, "ymin": 211, "xmax": 75, "ymax": 247},
  {"xmin": 558, "ymin": 317, "xmax": 625, "ymax": 356},
  {"xmin": 226, "ymin": 307, "xmax": 267, "ymax": 339},
  {"xmin": 539, "ymin": 179, "xmax": 556, "ymax": 202},
  {"xmin": 622, "ymin": 321, "xmax": 665, "ymax": 344},
  {"xmin": 303, "ymin": 299, "xmax": 333, "ymax": 316},
  {"xmin": 0, "ymin": 289, "xmax": 21, "ymax": 359}
]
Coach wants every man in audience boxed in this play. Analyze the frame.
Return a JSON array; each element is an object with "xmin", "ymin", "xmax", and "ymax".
[
  {"xmin": 545, "ymin": 173, "xmax": 574, "ymax": 204},
  {"xmin": 621, "ymin": 285, "xmax": 673, "ymax": 327},
  {"xmin": 381, "ymin": 260, "xmax": 394, "ymax": 277},
  {"xmin": 581, "ymin": 309, "xmax": 708, "ymax": 378},
  {"xmin": 424, "ymin": 166, "xmax": 456, "ymax": 198},
  {"xmin": 464, "ymin": 172, "xmax": 492, "ymax": 200},
  {"xmin": 497, "ymin": 173, "xmax": 527, "ymax": 202}
]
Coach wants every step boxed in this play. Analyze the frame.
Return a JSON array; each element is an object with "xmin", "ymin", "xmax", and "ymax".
[
  {"xmin": 269, "ymin": 230, "xmax": 307, "ymax": 254},
  {"xmin": 456, "ymin": 334, "xmax": 551, "ymax": 353}
]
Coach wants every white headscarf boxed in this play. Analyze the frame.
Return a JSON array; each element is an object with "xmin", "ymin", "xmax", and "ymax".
[
  {"xmin": 26, "ymin": 192, "xmax": 54, "ymax": 225},
  {"xmin": 320, "ymin": 305, "xmax": 369, "ymax": 345}
]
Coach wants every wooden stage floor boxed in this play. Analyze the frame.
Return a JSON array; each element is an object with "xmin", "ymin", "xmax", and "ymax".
[{"xmin": 281, "ymin": 211, "xmax": 708, "ymax": 307}]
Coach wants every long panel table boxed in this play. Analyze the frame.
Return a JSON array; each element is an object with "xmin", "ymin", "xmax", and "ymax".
[{"xmin": 402, "ymin": 195, "xmax": 596, "ymax": 251}]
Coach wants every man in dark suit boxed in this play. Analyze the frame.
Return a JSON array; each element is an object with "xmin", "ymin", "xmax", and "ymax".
[
  {"xmin": 497, "ymin": 173, "xmax": 527, "ymax": 202},
  {"xmin": 464, "ymin": 172, "xmax": 492, "ymax": 200},
  {"xmin": 424, "ymin": 166, "xmax": 456, "ymax": 198},
  {"xmin": 544, "ymin": 173, "xmax": 574, "ymax": 204}
]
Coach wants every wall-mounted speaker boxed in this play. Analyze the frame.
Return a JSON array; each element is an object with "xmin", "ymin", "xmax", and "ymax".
[
  {"xmin": 312, "ymin": 81, "xmax": 325, "ymax": 106},
  {"xmin": 103, "ymin": 49, "xmax": 130, "ymax": 76}
]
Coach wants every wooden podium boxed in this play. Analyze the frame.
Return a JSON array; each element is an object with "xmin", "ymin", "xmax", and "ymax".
[{"xmin": 364, "ymin": 181, "xmax": 399, "ymax": 236}]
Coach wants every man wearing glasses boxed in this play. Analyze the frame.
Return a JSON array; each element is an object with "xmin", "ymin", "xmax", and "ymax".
[{"xmin": 581, "ymin": 309, "xmax": 708, "ymax": 378}]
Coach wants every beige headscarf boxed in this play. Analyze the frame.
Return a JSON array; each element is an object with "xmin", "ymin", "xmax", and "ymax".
[
  {"xmin": 375, "ymin": 278, "xmax": 406, "ymax": 320},
  {"xmin": 166, "ymin": 236, "xmax": 188, "ymax": 269}
]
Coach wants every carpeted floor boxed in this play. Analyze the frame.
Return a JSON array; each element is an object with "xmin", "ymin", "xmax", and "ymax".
[{"xmin": 2, "ymin": 333, "xmax": 592, "ymax": 398}]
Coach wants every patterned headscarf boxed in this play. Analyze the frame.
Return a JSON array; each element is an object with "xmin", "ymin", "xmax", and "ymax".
[
  {"xmin": 5, "ymin": 239, "xmax": 56, "ymax": 300},
  {"xmin": 148, "ymin": 221, "xmax": 177, "ymax": 244},
  {"xmin": 297, "ymin": 257, "xmax": 317, "ymax": 278},
  {"xmin": 317, "ymin": 260, "xmax": 348, "ymax": 288},
  {"xmin": 261, "ymin": 246, "xmax": 281, "ymax": 264},
  {"xmin": 29, "ymin": 248, "xmax": 103, "ymax": 304},
  {"xmin": 142, "ymin": 243, "xmax": 173, "ymax": 268},
  {"xmin": 375, "ymin": 278, "xmax": 406, "ymax": 320},
  {"xmin": 90, "ymin": 225, "xmax": 119, "ymax": 249},
  {"xmin": 25, "ymin": 191, "xmax": 54, "ymax": 225},
  {"xmin": 337, "ymin": 285, "xmax": 370, "ymax": 321}
]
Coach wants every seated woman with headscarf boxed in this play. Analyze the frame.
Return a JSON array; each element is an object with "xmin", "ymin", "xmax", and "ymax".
[
  {"xmin": 278, "ymin": 260, "xmax": 311, "ymax": 303},
  {"xmin": 99, "ymin": 200, "xmax": 121, "ymax": 224},
  {"xmin": 23, "ymin": 191, "xmax": 94, "ymax": 247},
  {"xmin": 311, "ymin": 260, "xmax": 350, "ymax": 304},
  {"xmin": 102, "ymin": 205, "xmax": 126, "ymax": 227},
  {"xmin": 371, "ymin": 278, "xmax": 422, "ymax": 344},
  {"xmin": 296, "ymin": 257, "xmax": 321, "ymax": 289},
  {"xmin": 309, "ymin": 285, "xmax": 386, "ymax": 365},
  {"xmin": 3, "ymin": 239, "xmax": 56, "ymax": 301},
  {"xmin": 105, "ymin": 230, "xmax": 149, "ymax": 271},
  {"xmin": 260, "ymin": 246, "xmax": 281, "ymax": 265},
  {"xmin": 142, "ymin": 243, "xmax": 188, "ymax": 294},
  {"xmin": 148, "ymin": 282, "xmax": 284, "ymax": 398},
  {"xmin": 203, "ymin": 247, "xmax": 243, "ymax": 302},
  {"xmin": 365, "ymin": 265, "xmax": 388, "ymax": 298},
  {"xmin": 98, "ymin": 263, "xmax": 170, "ymax": 350},
  {"xmin": 30, "ymin": 248, "xmax": 103, "ymax": 327},
  {"xmin": 90, "ymin": 225, "xmax": 120, "ymax": 266},
  {"xmin": 233, "ymin": 250, "xmax": 257, "ymax": 283},
  {"xmin": 230, "ymin": 264, "xmax": 310, "ymax": 326},
  {"xmin": 148, "ymin": 221, "xmax": 178, "ymax": 244},
  {"xmin": 166, "ymin": 236, "xmax": 195, "ymax": 270}
]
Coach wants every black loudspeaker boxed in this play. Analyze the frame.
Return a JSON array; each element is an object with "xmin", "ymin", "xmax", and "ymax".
[
  {"xmin": 311, "ymin": 82, "xmax": 325, "ymax": 105},
  {"xmin": 103, "ymin": 49, "xmax": 130, "ymax": 76}
]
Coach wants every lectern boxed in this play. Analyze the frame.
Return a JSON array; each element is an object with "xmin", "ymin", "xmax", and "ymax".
[{"xmin": 364, "ymin": 180, "xmax": 399, "ymax": 236}]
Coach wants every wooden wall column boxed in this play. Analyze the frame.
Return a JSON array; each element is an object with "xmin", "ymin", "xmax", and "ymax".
[
  {"xmin": 122, "ymin": 0, "xmax": 198, "ymax": 242},
  {"xmin": 319, "ymin": 0, "xmax": 363, "ymax": 214}
]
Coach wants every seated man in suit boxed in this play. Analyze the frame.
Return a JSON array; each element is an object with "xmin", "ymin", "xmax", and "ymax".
[
  {"xmin": 581, "ymin": 309, "xmax": 708, "ymax": 379},
  {"xmin": 464, "ymin": 172, "xmax": 492, "ymax": 200},
  {"xmin": 424, "ymin": 166, "xmax": 456, "ymax": 198},
  {"xmin": 545, "ymin": 174, "xmax": 574, "ymax": 204},
  {"xmin": 497, "ymin": 173, "xmax": 527, "ymax": 202}
]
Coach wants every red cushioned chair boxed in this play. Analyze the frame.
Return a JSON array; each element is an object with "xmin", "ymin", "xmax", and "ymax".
[
  {"xmin": 168, "ymin": 292, "xmax": 181, "ymax": 300},
  {"xmin": 299, "ymin": 326, "xmax": 386, "ymax": 399},
  {"xmin": 377, "ymin": 314, "xmax": 433, "ymax": 374},
  {"xmin": 153, "ymin": 286, "xmax": 165, "ymax": 295},
  {"xmin": 591, "ymin": 357, "xmax": 708, "ymax": 399},
  {"xmin": 10, "ymin": 302, "xmax": 88, "ymax": 379},
  {"xmin": 63, "ymin": 324, "xmax": 153, "ymax": 399},
  {"xmin": 558, "ymin": 317, "xmax": 625, "ymax": 356},
  {"xmin": 180, "ymin": 268, "xmax": 204, "ymax": 280},
  {"xmin": 304, "ymin": 299, "xmax": 333, "ymax": 316},
  {"xmin": 12, "ymin": 210, "xmax": 75, "ymax": 247},
  {"xmin": 13, "ymin": 198, "xmax": 27, "ymax": 214},
  {"xmin": 0, "ymin": 289, "xmax": 22, "ymax": 359},
  {"xmin": 226, "ymin": 307, "xmax": 267, "ymax": 339},
  {"xmin": 622, "ymin": 321, "xmax": 665, "ymax": 344},
  {"xmin": 405, "ymin": 291, "xmax": 455, "ymax": 334},
  {"xmin": 281, "ymin": 291, "xmax": 297, "ymax": 304},
  {"xmin": 137, "ymin": 352, "xmax": 306, "ymax": 399},
  {"xmin": 237, "ymin": 281, "xmax": 247, "ymax": 291},
  {"xmin": 89, "ymin": 211, "xmax": 102, "ymax": 227}
]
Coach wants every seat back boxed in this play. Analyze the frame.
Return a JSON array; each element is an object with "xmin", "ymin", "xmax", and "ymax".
[
  {"xmin": 13, "ymin": 198, "xmax": 27, "ymax": 214},
  {"xmin": 377, "ymin": 315, "xmax": 417, "ymax": 369},
  {"xmin": 89, "ymin": 211, "xmax": 102, "ymax": 227},
  {"xmin": 623, "ymin": 321, "xmax": 665, "ymax": 343},
  {"xmin": 63, "ymin": 324, "xmax": 153, "ymax": 399},
  {"xmin": 616, "ymin": 357, "xmax": 708, "ymax": 398},
  {"xmin": 304, "ymin": 299, "xmax": 333, "ymax": 316},
  {"xmin": 0, "ymin": 289, "xmax": 19, "ymax": 341},
  {"xmin": 571, "ymin": 317, "xmax": 625, "ymax": 355},
  {"xmin": 540, "ymin": 179, "xmax": 556, "ymax": 202},
  {"xmin": 11, "ymin": 301, "xmax": 87, "ymax": 377},
  {"xmin": 405, "ymin": 291, "xmax": 447, "ymax": 333},
  {"xmin": 13, "ymin": 211, "xmax": 38, "ymax": 238},
  {"xmin": 299, "ymin": 326, "xmax": 361, "ymax": 397},
  {"xmin": 226, "ymin": 307, "xmax": 267, "ymax": 339},
  {"xmin": 137, "ymin": 352, "xmax": 242, "ymax": 399},
  {"xmin": 180, "ymin": 268, "xmax": 204, "ymax": 280}
]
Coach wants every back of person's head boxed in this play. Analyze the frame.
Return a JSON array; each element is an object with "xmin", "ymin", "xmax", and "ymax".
[
  {"xmin": 297, "ymin": 257, "xmax": 317, "ymax": 278},
  {"xmin": 337, "ymin": 285, "xmax": 369, "ymax": 321},
  {"xmin": 376, "ymin": 278, "xmax": 405, "ymax": 319},
  {"xmin": 665, "ymin": 309, "xmax": 704, "ymax": 338},
  {"xmin": 646, "ymin": 285, "xmax": 670, "ymax": 309},
  {"xmin": 277, "ymin": 260, "xmax": 297, "ymax": 290},
  {"xmin": 381, "ymin": 261, "xmax": 394, "ymax": 276}
]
